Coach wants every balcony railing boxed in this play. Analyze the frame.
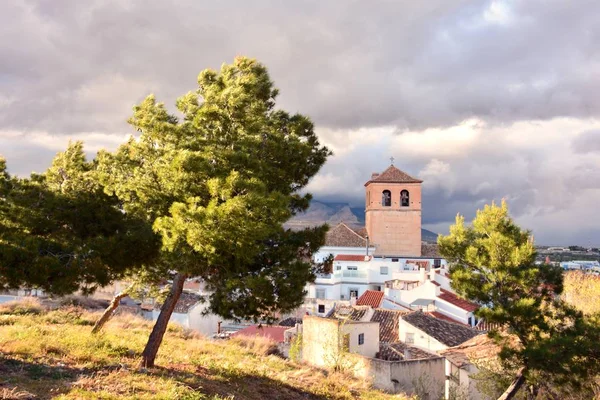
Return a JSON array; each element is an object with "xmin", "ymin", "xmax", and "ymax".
[{"xmin": 342, "ymin": 270, "xmax": 368, "ymax": 278}]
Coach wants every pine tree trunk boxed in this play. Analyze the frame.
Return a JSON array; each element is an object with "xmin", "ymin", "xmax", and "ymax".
[
  {"xmin": 91, "ymin": 286, "xmax": 132, "ymax": 334},
  {"xmin": 140, "ymin": 273, "xmax": 186, "ymax": 368},
  {"xmin": 497, "ymin": 367, "xmax": 527, "ymax": 400}
]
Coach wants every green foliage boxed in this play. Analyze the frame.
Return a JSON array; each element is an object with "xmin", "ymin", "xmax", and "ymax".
[
  {"xmin": 289, "ymin": 333, "xmax": 302, "ymax": 362},
  {"xmin": 438, "ymin": 200, "xmax": 600, "ymax": 395},
  {"xmin": 0, "ymin": 143, "xmax": 159, "ymax": 295},
  {"xmin": 97, "ymin": 57, "xmax": 331, "ymax": 322}
]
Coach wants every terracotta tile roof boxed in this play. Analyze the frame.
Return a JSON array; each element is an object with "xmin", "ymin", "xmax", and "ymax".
[
  {"xmin": 356, "ymin": 290, "xmax": 385, "ymax": 308},
  {"xmin": 324, "ymin": 223, "xmax": 368, "ymax": 247},
  {"xmin": 370, "ymin": 309, "xmax": 409, "ymax": 343},
  {"xmin": 365, "ymin": 165, "xmax": 423, "ymax": 186},
  {"xmin": 379, "ymin": 342, "xmax": 439, "ymax": 361},
  {"xmin": 421, "ymin": 243, "xmax": 442, "ymax": 258},
  {"xmin": 438, "ymin": 289, "xmax": 479, "ymax": 312},
  {"xmin": 334, "ymin": 254, "xmax": 371, "ymax": 262},
  {"xmin": 232, "ymin": 325, "xmax": 288, "ymax": 343},
  {"xmin": 402, "ymin": 311, "xmax": 480, "ymax": 347},
  {"xmin": 353, "ymin": 227, "xmax": 368, "ymax": 238},
  {"xmin": 154, "ymin": 291, "xmax": 201, "ymax": 313},
  {"xmin": 440, "ymin": 333, "xmax": 520, "ymax": 369},
  {"xmin": 329, "ymin": 305, "xmax": 369, "ymax": 321},
  {"xmin": 426, "ymin": 311, "xmax": 468, "ymax": 326}
]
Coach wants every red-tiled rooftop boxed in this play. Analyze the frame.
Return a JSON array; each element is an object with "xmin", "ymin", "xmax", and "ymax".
[
  {"xmin": 438, "ymin": 289, "xmax": 479, "ymax": 312},
  {"xmin": 356, "ymin": 290, "xmax": 385, "ymax": 308},
  {"xmin": 324, "ymin": 223, "xmax": 368, "ymax": 248},
  {"xmin": 334, "ymin": 254, "xmax": 371, "ymax": 262},
  {"xmin": 232, "ymin": 325, "xmax": 288, "ymax": 343},
  {"xmin": 365, "ymin": 165, "xmax": 423, "ymax": 186}
]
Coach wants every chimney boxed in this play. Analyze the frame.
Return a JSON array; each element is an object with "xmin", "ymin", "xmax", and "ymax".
[
  {"xmin": 419, "ymin": 267, "xmax": 426, "ymax": 283},
  {"xmin": 217, "ymin": 321, "xmax": 222, "ymax": 334},
  {"xmin": 429, "ymin": 268, "xmax": 436, "ymax": 281}
]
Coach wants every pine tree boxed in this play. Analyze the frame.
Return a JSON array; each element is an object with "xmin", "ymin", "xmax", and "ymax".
[
  {"xmin": 438, "ymin": 200, "xmax": 600, "ymax": 399},
  {"xmin": 96, "ymin": 57, "xmax": 331, "ymax": 367},
  {"xmin": 0, "ymin": 144, "xmax": 158, "ymax": 295}
]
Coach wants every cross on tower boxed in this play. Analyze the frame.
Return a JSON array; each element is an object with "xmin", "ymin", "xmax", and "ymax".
[{"xmin": 390, "ymin": 156, "xmax": 395, "ymax": 165}]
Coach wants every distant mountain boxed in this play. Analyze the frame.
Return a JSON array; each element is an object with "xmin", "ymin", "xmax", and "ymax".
[{"xmin": 286, "ymin": 200, "xmax": 438, "ymax": 243}]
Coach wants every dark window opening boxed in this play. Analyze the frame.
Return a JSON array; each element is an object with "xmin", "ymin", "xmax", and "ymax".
[
  {"xmin": 318, "ymin": 304, "xmax": 325, "ymax": 313},
  {"xmin": 358, "ymin": 333, "xmax": 365, "ymax": 345},
  {"xmin": 382, "ymin": 190, "xmax": 391, "ymax": 207},
  {"xmin": 401, "ymin": 190, "xmax": 410, "ymax": 207}
]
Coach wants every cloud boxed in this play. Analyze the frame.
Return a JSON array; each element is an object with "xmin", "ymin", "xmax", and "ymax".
[
  {"xmin": 572, "ymin": 130, "xmax": 600, "ymax": 154},
  {"xmin": 1, "ymin": 0, "xmax": 600, "ymax": 245},
  {"xmin": 305, "ymin": 118, "xmax": 600, "ymax": 245}
]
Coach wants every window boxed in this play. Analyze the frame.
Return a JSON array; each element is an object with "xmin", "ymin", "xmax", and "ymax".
[
  {"xmin": 336, "ymin": 265, "xmax": 342, "ymax": 271},
  {"xmin": 468, "ymin": 316, "xmax": 473, "ymax": 326},
  {"xmin": 375, "ymin": 285, "xmax": 382, "ymax": 291},
  {"xmin": 349, "ymin": 288, "xmax": 359, "ymax": 298},
  {"xmin": 434, "ymin": 259, "xmax": 441, "ymax": 268},
  {"xmin": 316, "ymin": 289, "xmax": 326, "ymax": 299},
  {"xmin": 400, "ymin": 190, "xmax": 410, "ymax": 207},
  {"xmin": 405, "ymin": 332, "xmax": 414, "ymax": 344},
  {"xmin": 358, "ymin": 333, "xmax": 365, "ymax": 345},
  {"xmin": 380, "ymin": 266, "xmax": 389, "ymax": 275},
  {"xmin": 382, "ymin": 190, "xmax": 391, "ymax": 207},
  {"xmin": 347, "ymin": 266, "xmax": 358, "ymax": 271},
  {"xmin": 318, "ymin": 304, "xmax": 325, "ymax": 313}
]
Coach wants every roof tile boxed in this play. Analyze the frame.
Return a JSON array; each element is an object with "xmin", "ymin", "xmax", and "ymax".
[
  {"xmin": 334, "ymin": 254, "xmax": 371, "ymax": 262},
  {"xmin": 356, "ymin": 290, "xmax": 385, "ymax": 308},
  {"xmin": 438, "ymin": 289, "xmax": 479, "ymax": 312},
  {"xmin": 324, "ymin": 223, "xmax": 368, "ymax": 247},
  {"xmin": 402, "ymin": 311, "xmax": 480, "ymax": 347},
  {"xmin": 365, "ymin": 165, "xmax": 422, "ymax": 186},
  {"xmin": 370, "ymin": 309, "xmax": 408, "ymax": 342}
]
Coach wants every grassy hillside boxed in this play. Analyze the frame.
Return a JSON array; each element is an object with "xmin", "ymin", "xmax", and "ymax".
[{"xmin": 0, "ymin": 299, "xmax": 410, "ymax": 400}]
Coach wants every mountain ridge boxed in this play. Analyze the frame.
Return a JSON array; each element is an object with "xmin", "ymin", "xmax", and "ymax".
[{"xmin": 286, "ymin": 200, "xmax": 438, "ymax": 243}]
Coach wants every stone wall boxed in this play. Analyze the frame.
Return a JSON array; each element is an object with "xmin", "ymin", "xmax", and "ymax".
[{"xmin": 350, "ymin": 354, "xmax": 445, "ymax": 399}]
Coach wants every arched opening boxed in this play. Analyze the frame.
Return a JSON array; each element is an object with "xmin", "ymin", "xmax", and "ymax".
[
  {"xmin": 401, "ymin": 190, "xmax": 409, "ymax": 207},
  {"xmin": 382, "ymin": 190, "xmax": 391, "ymax": 207}
]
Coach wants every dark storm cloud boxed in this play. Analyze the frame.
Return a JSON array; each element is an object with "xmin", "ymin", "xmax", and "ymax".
[
  {"xmin": 1, "ymin": 0, "xmax": 600, "ymax": 134},
  {"xmin": 2, "ymin": 0, "xmax": 600, "ymax": 245}
]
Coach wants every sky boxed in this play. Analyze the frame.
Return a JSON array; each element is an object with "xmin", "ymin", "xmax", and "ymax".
[{"xmin": 1, "ymin": 0, "xmax": 599, "ymax": 246}]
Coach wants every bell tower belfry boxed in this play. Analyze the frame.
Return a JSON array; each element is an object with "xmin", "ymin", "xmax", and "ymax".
[{"xmin": 364, "ymin": 162, "xmax": 423, "ymax": 256}]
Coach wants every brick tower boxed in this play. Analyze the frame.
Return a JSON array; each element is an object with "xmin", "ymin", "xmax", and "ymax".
[{"xmin": 364, "ymin": 162, "xmax": 422, "ymax": 256}]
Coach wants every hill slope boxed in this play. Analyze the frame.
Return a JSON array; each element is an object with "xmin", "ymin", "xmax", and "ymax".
[
  {"xmin": 0, "ymin": 300, "xmax": 408, "ymax": 400},
  {"xmin": 287, "ymin": 200, "xmax": 439, "ymax": 243}
]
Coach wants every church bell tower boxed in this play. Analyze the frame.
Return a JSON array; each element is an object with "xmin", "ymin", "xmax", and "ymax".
[{"xmin": 364, "ymin": 161, "xmax": 422, "ymax": 256}]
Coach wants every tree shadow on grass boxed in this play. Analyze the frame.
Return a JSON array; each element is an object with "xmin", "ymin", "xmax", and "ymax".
[
  {"xmin": 146, "ymin": 364, "xmax": 331, "ymax": 400},
  {"xmin": 0, "ymin": 356, "xmax": 332, "ymax": 400},
  {"xmin": 0, "ymin": 356, "xmax": 88, "ymax": 399}
]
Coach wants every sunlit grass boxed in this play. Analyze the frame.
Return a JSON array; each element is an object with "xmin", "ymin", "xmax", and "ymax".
[{"xmin": 0, "ymin": 300, "xmax": 411, "ymax": 400}]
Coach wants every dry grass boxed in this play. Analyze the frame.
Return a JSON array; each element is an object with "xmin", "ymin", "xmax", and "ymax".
[
  {"xmin": 0, "ymin": 297, "xmax": 45, "ymax": 315},
  {"xmin": 0, "ymin": 300, "xmax": 411, "ymax": 400}
]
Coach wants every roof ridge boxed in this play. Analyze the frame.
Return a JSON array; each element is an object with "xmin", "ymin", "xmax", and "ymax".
[{"xmin": 336, "ymin": 222, "xmax": 368, "ymax": 241}]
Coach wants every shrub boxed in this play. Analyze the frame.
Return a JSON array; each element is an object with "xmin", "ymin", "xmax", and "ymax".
[{"xmin": 0, "ymin": 297, "xmax": 45, "ymax": 315}]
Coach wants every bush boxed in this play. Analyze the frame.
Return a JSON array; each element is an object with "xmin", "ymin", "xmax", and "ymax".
[{"xmin": 0, "ymin": 297, "xmax": 45, "ymax": 315}]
